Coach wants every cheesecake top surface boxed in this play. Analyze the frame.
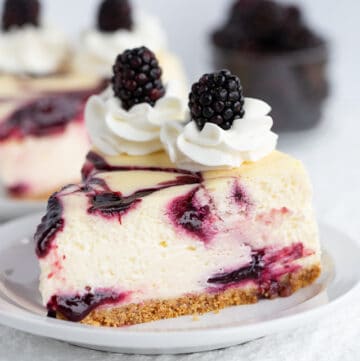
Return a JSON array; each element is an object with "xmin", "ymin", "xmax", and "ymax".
[{"xmin": 83, "ymin": 149, "xmax": 303, "ymax": 181}]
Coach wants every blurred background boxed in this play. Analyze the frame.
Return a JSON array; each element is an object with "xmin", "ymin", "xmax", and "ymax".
[{"xmin": 42, "ymin": 0, "xmax": 359, "ymax": 101}]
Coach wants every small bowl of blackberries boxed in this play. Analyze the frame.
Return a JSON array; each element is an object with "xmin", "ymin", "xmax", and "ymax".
[{"xmin": 211, "ymin": 0, "xmax": 329, "ymax": 132}]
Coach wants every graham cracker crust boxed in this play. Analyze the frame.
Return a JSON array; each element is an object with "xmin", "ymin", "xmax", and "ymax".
[{"xmin": 58, "ymin": 264, "xmax": 321, "ymax": 327}]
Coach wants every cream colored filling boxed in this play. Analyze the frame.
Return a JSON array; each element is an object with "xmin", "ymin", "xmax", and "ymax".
[
  {"xmin": 38, "ymin": 155, "xmax": 320, "ymax": 306},
  {"xmin": 0, "ymin": 122, "xmax": 90, "ymax": 197}
]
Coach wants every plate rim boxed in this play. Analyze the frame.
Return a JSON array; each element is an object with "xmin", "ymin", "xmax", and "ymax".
[{"xmin": 0, "ymin": 213, "xmax": 358, "ymax": 353}]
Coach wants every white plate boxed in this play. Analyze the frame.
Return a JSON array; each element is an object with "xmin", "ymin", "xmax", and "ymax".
[
  {"xmin": 0, "ymin": 185, "xmax": 45, "ymax": 222},
  {"xmin": 0, "ymin": 214, "xmax": 358, "ymax": 355}
]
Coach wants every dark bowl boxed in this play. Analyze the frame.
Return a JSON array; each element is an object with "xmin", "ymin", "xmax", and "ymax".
[{"xmin": 212, "ymin": 43, "xmax": 330, "ymax": 131}]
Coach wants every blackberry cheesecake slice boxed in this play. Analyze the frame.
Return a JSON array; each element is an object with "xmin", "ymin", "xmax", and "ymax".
[{"xmin": 36, "ymin": 54, "xmax": 321, "ymax": 326}]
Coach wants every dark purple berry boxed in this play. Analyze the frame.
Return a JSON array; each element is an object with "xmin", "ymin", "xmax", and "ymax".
[
  {"xmin": 112, "ymin": 47, "xmax": 165, "ymax": 110},
  {"xmin": 189, "ymin": 70, "xmax": 245, "ymax": 131},
  {"xmin": 97, "ymin": 0, "xmax": 133, "ymax": 32},
  {"xmin": 2, "ymin": 0, "xmax": 40, "ymax": 31},
  {"xmin": 214, "ymin": 101, "xmax": 225, "ymax": 113}
]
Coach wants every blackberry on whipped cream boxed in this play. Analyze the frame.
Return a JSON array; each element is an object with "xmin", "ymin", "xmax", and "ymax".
[
  {"xmin": 112, "ymin": 46, "xmax": 165, "ymax": 110},
  {"xmin": 189, "ymin": 69, "xmax": 245, "ymax": 131},
  {"xmin": 86, "ymin": 47, "xmax": 185, "ymax": 156},
  {"xmin": 162, "ymin": 70, "xmax": 278, "ymax": 170}
]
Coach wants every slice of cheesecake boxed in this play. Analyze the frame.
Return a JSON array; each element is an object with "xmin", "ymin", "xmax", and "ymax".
[
  {"xmin": 35, "ymin": 50, "xmax": 321, "ymax": 327},
  {"xmin": 36, "ymin": 149, "xmax": 320, "ymax": 326}
]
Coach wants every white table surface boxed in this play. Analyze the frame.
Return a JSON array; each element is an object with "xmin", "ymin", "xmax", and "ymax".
[{"xmin": 0, "ymin": 1, "xmax": 359, "ymax": 359}]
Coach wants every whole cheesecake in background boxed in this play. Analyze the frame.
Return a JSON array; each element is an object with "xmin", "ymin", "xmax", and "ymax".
[
  {"xmin": 35, "ymin": 48, "xmax": 321, "ymax": 326},
  {"xmin": 73, "ymin": 0, "xmax": 188, "ymax": 99},
  {"xmin": 0, "ymin": 0, "xmax": 105, "ymax": 200},
  {"xmin": 212, "ymin": 0, "xmax": 329, "ymax": 131}
]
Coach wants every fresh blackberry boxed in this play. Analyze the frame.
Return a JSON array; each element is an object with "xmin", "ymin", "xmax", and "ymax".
[
  {"xmin": 189, "ymin": 70, "xmax": 245, "ymax": 131},
  {"xmin": 2, "ymin": 0, "xmax": 40, "ymax": 31},
  {"xmin": 112, "ymin": 47, "xmax": 165, "ymax": 110},
  {"xmin": 98, "ymin": 0, "xmax": 132, "ymax": 32}
]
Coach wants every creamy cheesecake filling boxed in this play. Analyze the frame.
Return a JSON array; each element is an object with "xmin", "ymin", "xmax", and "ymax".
[
  {"xmin": 36, "ymin": 151, "xmax": 320, "ymax": 322},
  {"xmin": 0, "ymin": 122, "xmax": 89, "ymax": 198},
  {"xmin": 45, "ymin": 242, "xmax": 311, "ymax": 323}
]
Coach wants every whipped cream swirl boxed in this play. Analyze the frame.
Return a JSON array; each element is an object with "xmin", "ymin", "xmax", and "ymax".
[
  {"xmin": 0, "ymin": 25, "xmax": 69, "ymax": 76},
  {"xmin": 161, "ymin": 98, "xmax": 278, "ymax": 171},
  {"xmin": 86, "ymin": 84, "xmax": 186, "ymax": 156},
  {"xmin": 76, "ymin": 11, "xmax": 167, "ymax": 77}
]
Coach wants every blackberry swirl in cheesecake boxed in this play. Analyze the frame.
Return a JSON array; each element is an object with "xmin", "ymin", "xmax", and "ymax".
[{"xmin": 35, "ymin": 47, "xmax": 321, "ymax": 326}]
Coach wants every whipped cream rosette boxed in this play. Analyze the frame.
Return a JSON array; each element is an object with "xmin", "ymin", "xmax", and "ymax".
[
  {"xmin": 161, "ymin": 70, "xmax": 277, "ymax": 171},
  {"xmin": 0, "ymin": 24, "xmax": 69, "ymax": 76},
  {"xmin": 87, "ymin": 84, "xmax": 185, "ymax": 156},
  {"xmin": 161, "ymin": 98, "xmax": 277, "ymax": 171},
  {"xmin": 86, "ymin": 46, "xmax": 186, "ymax": 156}
]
